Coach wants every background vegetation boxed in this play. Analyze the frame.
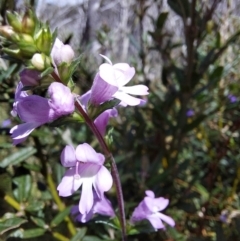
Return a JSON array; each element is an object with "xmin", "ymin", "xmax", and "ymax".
[{"xmin": 0, "ymin": 0, "xmax": 240, "ymax": 240}]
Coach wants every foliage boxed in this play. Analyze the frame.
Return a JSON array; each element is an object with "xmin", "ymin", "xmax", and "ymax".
[{"xmin": 0, "ymin": 0, "xmax": 240, "ymax": 241}]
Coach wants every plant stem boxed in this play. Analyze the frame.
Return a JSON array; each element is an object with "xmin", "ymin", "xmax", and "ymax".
[
  {"xmin": 4, "ymin": 195, "xmax": 21, "ymax": 211},
  {"xmin": 75, "ymin": 99, "xmax": 127, "ymax": 241},
  {"xmin": 52, "ymin": 232, "xmax": 70, "ymax": 241}
]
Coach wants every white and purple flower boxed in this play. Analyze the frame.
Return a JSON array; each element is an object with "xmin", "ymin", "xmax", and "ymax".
[
  {"xmin": 10, "ymin": 82, "xmax": 75, "ymax": 145},
  {"xmin": 89, "ymin": 55, "xmax": 149, "ymax": 106},
  {"xmin": 130, "ymin": 190, "xmax": 175, "ymax": 230},
  {"xmin": 57, "ymin": 144, "xmax": 113, "ymax": 215}
]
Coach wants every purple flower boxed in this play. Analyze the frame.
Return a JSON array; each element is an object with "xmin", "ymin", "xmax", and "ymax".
[
  {"xmin": 90, "ymin": 55, "xmax": 149, "ymax": 106},
  {"xmin": 1, "ymin": 119, "xmax": 11, "ymax": 127},
  {"xmin": 51, "ymin": 38, "xmax": 75, "ymax": 66},
  {"xmin": 20, "ymin": 69, "xmax": 41, "ymax": 86},
  {"xmin": 130, "ymin": 190, "xmax": 175, "ymax": 230},
  {"xmin": 10, "ymin": 82, "xmax": 75, "ymax": 145},
  {"xmin": 186, "ymin": 109, "xmax": 195, "ymax": 117},
  {"xmin": 228, "ymin": 94, "xmax": 237, "ymax": 103},
  {"xmin": 57, "ymin": 144, "xmax": 113, "ymax": 215},
  {"xmin": 80, "ymin": 91, "xmax": 118, "ymax": 136},
  {"xmin": 71, "ymin": 192, "xmax": 115, "ymax": 223}
]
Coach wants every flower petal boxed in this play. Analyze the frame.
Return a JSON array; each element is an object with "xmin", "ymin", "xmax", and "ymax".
[
  {"xmin": 94, "ymin": 196, "xmax": 115, "ymax": 217},
  {"xmin": 10, "ymin": 122, "xmax": 40, "ymax": 144},
  {"xmin": 61, "ymin": 145, "xmax": 77, "ymax": 167},
  {"xmin": 90, "ymin": 73, "xmax": 118, "ymax": 105},
  {"xmin": 57, "ymin": 168, "xmax": 82, "ymax": 197},
  {"xmin": 79, "ymin": 178, "xmax": 94, "ymax": 214},
  {"xmin": 100, "ymin": 54, "xmax": 113, "ymax": 65},
  {"xmin": 113, "ymin": 63, "xmax": 135, "ymax": 86},
  {"xmin": 94, "ymin": 166, "xmax": 113, "ymax": 198},
  {"xmin": 147, "ymin": 214, "xmax": 165, "ymax": 230},
  {"xmin": 94, "ymin": 109, "xmax": 118, "ymax": 136},
  {"xmin": 156, "ymin": 212, "xmax": 175, "ymax": 227},
  {"xmin": 17, "ymin": 95, "xmax": 50, "ymax": 123},
  {"xmin": 113, "ymin": 91, "xmax": 143, "ymax": 106},
  {"xmin": 99, "ymin": 63, "xmax": 117, "ymax": 86},
  {"xmin": 75, "ymin": 143, "xmax": 104, "ymax": 164},
  {"xmin": 145, "ymin": 190, "xmax": 155, "ymax": 198},
  {"xmin": 48, "ymin": 82, "xmax": 75, "ymax": 116},
  {"xmin": 153, "ymin": 197, "xmax": 169, "ymax": 211},
  {"xmin": 120, "ymin": 85, "xmax": 149, "ymax": 95}
]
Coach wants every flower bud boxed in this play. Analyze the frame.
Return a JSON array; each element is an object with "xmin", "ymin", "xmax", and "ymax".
[
  {"xmin": 34, "ymin": 27, "xmax": 52, "ymax": 55},
  {"xmin": 20, "ymin": 69, "xmax": 41, "ymax": 86},
  {"xmin": 18, "ymin": 34, "xmax": 36, "ymax": 57},
  {"xmin": 6, "ymin": 11, "xmax": 22, "ymax": 32},
  {"xmin": 31, "ymin": 53, "xmax": 51, "ymax": 70},
  {"xmin": 2, "ymin": 48, "xmax": 22, "ymax": 58},
  {"xmin": 0, "ymin": 26, "xmax": 19, "ymax": 41},
  {"xmin": 51, "ymin": 38, "xmax": 74, "ymax": 66},
  {"xmin": 21, "ymin": 10, "xmax": 36, "ymax": 35}
]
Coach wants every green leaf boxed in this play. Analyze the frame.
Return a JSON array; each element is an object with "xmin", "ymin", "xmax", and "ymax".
[
  {"xmin": 50, "ymin": 206, "xmax": 71, "ymax": 228},
  {"xmin": 30, "ymin": 216, "xmax": 47, "ymax": 229},
  {"xmin": 40, "ymin": 66, "xmax": 54, "ymax": 78},
  {"xmin": 0, "ymin": 173, "xmax": 12, "ymax": 194},
  {"xmin": 25, "ymin": 200, "xmax": 45, "ymax": 212},
  {"xmin": 167, "ymin": 0, "xmax": 190, "ymax": 17},
  {"xmin": 13, "ymin": 175, "xmax": 32, "ymax": 202},
  {"xmin": 70, "ymin": 227, "xmax": 87, "ymax": 241},
  {"xmin": 88, "ymin": 98, "xmax": 121, "ymax": 121},
  {"xmin": 156, "ymin": 12, "xmax": 168, "ymax": 30},
  {"xmin": 0, "ymin": 217, "xmax": 27, "ymax": 235},
  {"xmin": 0, "ymin": 146, "xmax": 37, "ymax": 168},
  {"xmin": 8, "ymin": 228, "xmax": 46, "ymax": 239}
]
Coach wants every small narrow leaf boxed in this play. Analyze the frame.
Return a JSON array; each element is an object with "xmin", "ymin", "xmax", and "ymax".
[
  {"xmin": 50, "ymin": 206, "xmax": 71, "ymax": 228},
  {"xmin": 70, "ymin": 227, "xmax": 87, "ymax": 241},
  {"xmin": 0, "ymin": 218, "xmax": 27, "ymax": 235}
]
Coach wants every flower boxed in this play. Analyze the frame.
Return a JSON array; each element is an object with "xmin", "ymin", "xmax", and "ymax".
[
  {"xmin": 186, "ymin": 109, "xmax": 195, "ymax": 117},
  {"xmin": 20, "ymin": 68, "xmax": 41, "ymax": 86},
  {"xmin": 228, "ymin": 94, "xmax": 237, "ymax": 103},
  {"xmin": 130, "ymin": 190, "xmax": 175, "ymax": 230},
  {"xmin": 71, "ymin": 191, "xmax": 115, "ymax": 223},
  {"xmin": 57, "ymin": 143, "xmax": 113, "ymax": 215},
  {"xmin": 10, "ymin": 82, "xmax": 75, "ymax": 144},
  {"xmin": 80, "ymin": 90, "xmax": 118, "ymax": 136},
  {"xmin": 90, "ymin": 55, "xmax": 149, "ymax": 106},
  {"xmin": 51, "ymin": 38, "xmax": 74, "ymax": 66}
]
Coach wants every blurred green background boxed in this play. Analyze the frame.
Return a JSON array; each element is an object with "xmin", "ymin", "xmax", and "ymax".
[{"xmin": 0, "ymin": 0, "xmax": 240, "ymax": 240}]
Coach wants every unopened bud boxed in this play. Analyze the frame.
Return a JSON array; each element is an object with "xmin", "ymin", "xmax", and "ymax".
[
  {"xmin": 21, "ymin": 10, "xmax": 36, "ymax": 35},
  {"xmin": 2, "ymin": 48, "xmax": 21, "ymax": 58},
  {"xmin": 34, "ymin": 27, "xmax": 52, "ymax": 55},
  {"xmin": 57, "ymin": 62, "xmax": 71, "ymax": 83},
  {"xmin": 20, "ymin": 69, "xmax": 41, "ymax": 86},
  {"xmin": 31, "ymin": 53, "xmax": 51, "ymax": 70},
  {"xmin": 6, "ymin": 11, "xmax": 22, "ymax": 32},
  {"xmin": 51, "ymin": 38, "xmax": 74, "ymax": 66},
  {"xmin": 0, "ymin": 26, "xmax": 19, "ymax": 41},
  {"xmin": 18, "ymin": 34, "xmax": 36, "ymax": 57}
]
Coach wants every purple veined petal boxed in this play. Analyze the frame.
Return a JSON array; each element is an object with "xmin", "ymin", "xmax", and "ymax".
[
  {"xmin": 113, "ymin": 91, "xmax": 143, "ymax": 106},
  {"xmin": 130, "ymin": 200, "xmax": 151, "ymax": 222},
  {"xmin": 75, "ymin": 143, "xmax": 104, "ymax": 164},
  {"xmin": 147, "ymin": 214, "xmax": 165, "ymax": 230},
  {"xmin": 156, "ymin": 212, "xmax": 175, "ymax": 227},
  {"xmin": 94, "ymin": 109, "xmax": 118, "ymax": 136},
  {"xmin": 61, "ymin": 145, "xmax": 77, "ymax": 167},
  {"xmin": 15, "ymin": 81, "xmax": 28, "ymax": 100},
  {"xmin": 48, "ymin": 82, "xmax": 75, "ymax": 116},
  {"xmin": 99, "ymin": 54, "xmax": 112, "ymax": 65},
  {"xmin": 145, "ymin": 190, "xmax": 155, "ymax": 198},
  {"xmin": 113, "ymin": 63, "xmax": 135, "ymax": 87},
  {"xmin": 77, "ymin": 209, "xmax": 94, "ymax": 223},
  {"xmin": 79, "ymin": 178, "xmax": 94, "ymax": 214},
  {"xmin": 10, "ymin": 122, "xmax": 40, "ymax": 144},
  {"xmin": 17, "ymin": 95, "xmax": 51, "ymax": 123},
  {"xmin": 120, "ymin": 85, "xmax": 149, "ymax": 95},
  {"xmin": 144, "ymin": 196, "xmax": 156, "ymax": 212},
  {"xmin": 153, "ymin": 197, "xmax": 169, "ymax": 212},
  {"xmin": 90, "ymin": 73, "xmax": 118, "ymax": 105},
  {"xmin": 80, "ymin": 90, "xmax": 91, "ymax": 108},
  {"xmin": 99, "ymin": 63, "xmax": 118, "ymax": 86},
  {"xmin": 94, "ymin": 196, "xmax": 115, "ymax": 217},
  {"xmin": 94, "ymin": 166, "xmax": 113, "ymax": 198},
  {"xmin": 57, "ymin": 168, "xmax": 82, "ymax": 197}
]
